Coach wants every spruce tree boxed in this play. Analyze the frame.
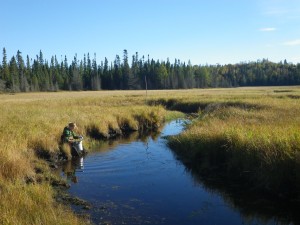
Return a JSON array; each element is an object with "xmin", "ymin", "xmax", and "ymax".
[
  {"xmin": 86, "ymin": 53, "xmax": 92, "ymax": 90},
  {"xmin": 2, "ymin": 48, "xmax": 11, "ymax": 89},
  {"xmin": 91, "ymin": 53, "xmax": 100, "ymax": 90},
  {"xmin": 9, "ymin": 56, "xmax": 19, "ymax": 91},
  {"xmin": 122, "ymin": 49, "xmax": 130, "ymax": 89},
  {"xmin": 113, "ymin": 55, "xmax": 122, "ymax": 89},
  {"xmin": 17, "ymin": 50, "xmax": 30, "ymax": 92}
]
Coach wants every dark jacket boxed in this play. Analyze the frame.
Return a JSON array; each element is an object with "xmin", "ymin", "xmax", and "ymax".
[{"xmin": 61, "ymin": 126, "xmax": 79, "ymax": 143}]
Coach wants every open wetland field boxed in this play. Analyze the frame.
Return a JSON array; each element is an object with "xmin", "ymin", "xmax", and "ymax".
[{"xmin": 1, "ymin": 86, "xmax": 300, "ymax": 224}]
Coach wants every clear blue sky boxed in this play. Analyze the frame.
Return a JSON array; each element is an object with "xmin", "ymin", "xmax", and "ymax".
[{"xmin": 1, "ymin": 0, "xmax": 300, "ymax": 65}]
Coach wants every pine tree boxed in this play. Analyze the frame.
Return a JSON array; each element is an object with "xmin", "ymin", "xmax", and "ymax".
[
  {"xmin": 158, "ymin": 62, "xmax": 168, "ymax": 89},
  {"xmin": 128, "ymin": 53, "xmax": 140, "ymax": 89},
  {"xmin": 53, "ymin": 55, "xmax": 62, "ymax": 89},
  {"xmin": 101, "ymin": 57, "xmax": 111, "ymax": 89},
  {"xmin": 122, "ymin": 49, "xmax": 130, "ymax": 89},
  {"xmin": 63, "ymin": 55, "xmax": 70, "ymax": 90},
  {"xmin": 49, "ymin": 56, "xmax": 60, "ymax": 91},
  {"xmin": 31, "ymin": 57, "xmax": 40, "ymax": 91},
  {"xmin": 2, "ymin": 48, "xmax": 11, "ymax": 89},
  {"xmin": 78, "ymin": 59, "xmax": 84, "ymax": 90},
  {"xmin": 17, "ymin": 50, "xmax": 29, "ymax": 92},
  {"xmin": 86, "ymin": 53, "xmax": 92, "ymax": 90},
  {"xmin": 36, "ymin": 50, "xmax": 48, "ymax": 91},
  {"xmin": 25, "ymin": 55, "xmax": 33, "ymax": 90},
  {"xmin": 9, "ymin": 56, "xmax": 19, "ymax": 91},
  {"xmin": 91, "ymin": 53, "xmax": 100, "ymax": 90},
  {"xmin": 69, "ymin": 54, "xmax": 80, "ymax": 90},
  {"xmin": 113, "ymin": 55, "xmax": 122, "ymax": 89}
]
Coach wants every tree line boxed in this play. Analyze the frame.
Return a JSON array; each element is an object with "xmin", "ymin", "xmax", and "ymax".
[{"xmin": 1, "ymin": 47, "xmax": 300, "ymax": 92}]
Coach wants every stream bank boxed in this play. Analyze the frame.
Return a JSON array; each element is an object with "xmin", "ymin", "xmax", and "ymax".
[{"xmin": 56, "ymin": 119, "xmax": 297, "ymax": 225}]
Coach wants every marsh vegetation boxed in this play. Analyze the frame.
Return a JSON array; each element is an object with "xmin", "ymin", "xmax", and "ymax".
[
  {"xmin": 0, "ymin": 87, "xmax": 299, "ymax": 224},
  {"xmin": 166, "ymin": 87, "xmax": 300, "ymax": 201}
]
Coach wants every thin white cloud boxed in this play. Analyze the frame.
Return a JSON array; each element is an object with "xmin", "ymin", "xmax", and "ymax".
[
  {"xmin": 259, "ymin": 27, "xmax": 276, "ymax": 32},
  {"xmin": 283, "ymin": 39, "xmax": 300, "ymax": 46}
]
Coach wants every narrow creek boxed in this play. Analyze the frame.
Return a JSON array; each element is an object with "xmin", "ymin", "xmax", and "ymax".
[{"xmin": 59, "ymin": 120, "xmax": 294, "ymax": 225}]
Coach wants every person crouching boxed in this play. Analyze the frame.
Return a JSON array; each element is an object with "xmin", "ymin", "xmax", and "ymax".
[{"xmin": 61, "ymin": 122, "xmax": 86, "ymax": 157}]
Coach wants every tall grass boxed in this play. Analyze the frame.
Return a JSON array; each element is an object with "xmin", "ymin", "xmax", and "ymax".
[
  {"xmin": 166, "ymin": 86, "xmax": 300, "ymax": 198},
  {"xmin": 0, "ymin": 181, "xmax": 88, "ymax": 225},
  {"xmin": 1, "ymin": 87, "xmax": 300, "ymax": 224},
  {"xmin": 0, "ymin": 90, "xmax": 169, "ymax": 224}
]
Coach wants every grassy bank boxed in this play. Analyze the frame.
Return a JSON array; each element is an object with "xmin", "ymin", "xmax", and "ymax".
[
  {"xmin": 2, "ymin": 87, "xmax": 300, "ymax": 224},
  {"xmin": 0, "ymin": 90, "xmax": 177, "ymax": 225},
  {"xmin": 166, "ymin": 87, "xmax": 300, "ymax": 200}
]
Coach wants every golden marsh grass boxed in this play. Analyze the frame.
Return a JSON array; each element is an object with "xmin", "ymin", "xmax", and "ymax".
[
  {"xmin": 166, "ymin": 86, "xmax": 300, "ymax": 197},
  {"xmin": 0, "ymin": 90, "xmax": 172, "ymax": 224},
  {"xmin": 1, "ymin": 87, "xmax": 300, "ymax": 224}
]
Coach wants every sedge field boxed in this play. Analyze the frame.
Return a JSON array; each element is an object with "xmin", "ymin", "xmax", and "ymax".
[{"xmin": 0, "ymin": 87, "xmax": 300, "ymax": 224}]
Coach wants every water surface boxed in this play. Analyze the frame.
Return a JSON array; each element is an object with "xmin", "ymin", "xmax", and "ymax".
[{"xmin": 61, "ymin": 120, "xmax": 293, "ymax": 225}]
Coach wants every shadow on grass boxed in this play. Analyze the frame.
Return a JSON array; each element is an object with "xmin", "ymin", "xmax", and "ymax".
[{"xmin": 148, "ymin": 98, "xmax": 265, "ymax": 113}]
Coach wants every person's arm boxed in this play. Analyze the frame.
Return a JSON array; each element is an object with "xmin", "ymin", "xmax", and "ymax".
[{"xmin": 72, "ymin": 130, "xmax": 80, "ymax": 139}]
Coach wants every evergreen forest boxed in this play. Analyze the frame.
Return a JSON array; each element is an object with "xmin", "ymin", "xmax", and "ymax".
[{"xmin": 1, "ymin": 48, "xmax": 300, "ymax": 92}]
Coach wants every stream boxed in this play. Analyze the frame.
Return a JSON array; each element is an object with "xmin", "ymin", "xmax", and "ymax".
[{"xmin": 60, "ymin": 120, "xmax": 294, "ymax": 225}]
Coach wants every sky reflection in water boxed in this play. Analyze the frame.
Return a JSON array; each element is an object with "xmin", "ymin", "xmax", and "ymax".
[{"xmin": 61, "ymin": 120, "xmax": 288, "ymax": 225}]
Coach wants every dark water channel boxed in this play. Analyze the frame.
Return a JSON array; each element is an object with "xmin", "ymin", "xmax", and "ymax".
[{"xmin": 60, "ymin": 120, "xmax": 295, "ymax": 225}]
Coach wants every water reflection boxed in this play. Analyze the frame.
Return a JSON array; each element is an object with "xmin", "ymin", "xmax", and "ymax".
[
  {"xmin": 59, "ymin": 120, "xmax": 298, "ymax": 225},
  {"xmin": 62, "ymin": 157, "xmax": 84, "ymax": 184},
  {"xmin": 183, "ymin": 163, "xmax": 300, "ymax": 225},
  {"xmin": 61, "ymin": 125, "xmax": 163, "ymax": 185}
]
